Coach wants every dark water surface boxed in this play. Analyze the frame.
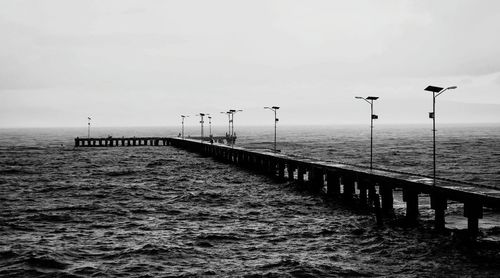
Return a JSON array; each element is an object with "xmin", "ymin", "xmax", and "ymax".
[
  {"xmin": 1, "ymin": 126, "xmax": 500, "ymax": 277},
  {"xmin": 237, "ymin": 124, "xmax": 500, "ymax": 188}
]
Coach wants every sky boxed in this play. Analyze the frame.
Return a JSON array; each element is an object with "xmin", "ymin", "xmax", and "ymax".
[{"xmin": 1, "ymin": 0, "xmax": 500, "ymax": 128}]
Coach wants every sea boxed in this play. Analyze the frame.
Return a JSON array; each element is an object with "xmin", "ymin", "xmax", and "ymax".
[{"xmin": 1, "ymin": 124, "xmax": 499, "ymax": 277}]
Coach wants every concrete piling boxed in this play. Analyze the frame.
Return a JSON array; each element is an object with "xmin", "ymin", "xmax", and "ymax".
[
  {"xmin": 431, "ymin": 194, "xmax": 447, "ymax": 230},
  {"xmin": 403, "ymin": 189, "xmax": 419, "ymax": 222},
  {"xmin": 326, "ymin": 171, "xmax": 341, "ymax": 197}
]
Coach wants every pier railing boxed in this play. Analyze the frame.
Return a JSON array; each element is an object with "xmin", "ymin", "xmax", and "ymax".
[{"xmin": 75, "ymin": 136, "xmax": 500, "ymax": 238}]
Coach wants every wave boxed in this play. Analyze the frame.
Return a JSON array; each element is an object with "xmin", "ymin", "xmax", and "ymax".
[
  {"xmin": 105, "ymin": 170, "xmax": 138, "ymax": 177},
  {"xmin": 196, "ymin": 233, "xmax": 243, "ymax": 241},
  {"xmin": 0, "ymin": 169, "xmax": 36, "ymax": 175},
  {"xmin": 257, "ymin": 258, "xmax": 375, "ymax": 277},
  {"xmin": 25, "ymin": 256, "xmax": 68, "ymax": 270},
  {"xmin": 146, "ymin": 158, "xmax": 179, "ymax": 168},
  {"xmin": 103, "ymin": 244, "xmax": 196, "ymax": 260}
]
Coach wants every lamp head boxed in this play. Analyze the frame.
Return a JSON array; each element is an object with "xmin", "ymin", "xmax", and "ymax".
[
  {"xmin": 447, "ymin": 86, "xmax": 457, "ymax": 90},
  {"xmin": 424, "ymin": 85, "xmax": 444, "ymax": 93}
]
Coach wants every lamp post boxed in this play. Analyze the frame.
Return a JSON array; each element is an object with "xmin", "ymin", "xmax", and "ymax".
[
  {"xmin": 208, "ymin": 116, "xmax": 212, "ymax": 137},
  {"xmin": 229, "ymin": 109, "xmax": 243, "ymax": 138},
  {"xmin": 424, "ymin": 85, "xmax": 457, "ymax": 185},
  {"xmin": 221, "ymin": 111, "xmax": 231, "ymax": 137},
  {"xmin": 355, "ymin": 96, "xmax": 379, "ymax": 170},
  {"xmin": 180, "ymin": 115, "xmax": 189, "ymax": 139},
  {"xmin": 264, "ymin": 106, "xmax": 280, "ymax": 152},
  {"xmin": 198, "ymin": 113, "xmax": 208, "ymax": 141},
  {"xmin": 87, "ymin": 117, "xmax": 91, "ymax": 138}
]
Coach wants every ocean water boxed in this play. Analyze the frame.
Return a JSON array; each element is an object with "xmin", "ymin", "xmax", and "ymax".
[
  {"xmin": 236, "ymin": 124, "xmax": 500, "ymax": 188},
  {"xmin": 1, "ymin": 125, "xmax": 499, "ymax": 277}
]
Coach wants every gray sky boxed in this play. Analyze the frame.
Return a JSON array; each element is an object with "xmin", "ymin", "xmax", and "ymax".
[{"xmin": 1, "ymin": 0, "xmax": 500, "ymax": 128}]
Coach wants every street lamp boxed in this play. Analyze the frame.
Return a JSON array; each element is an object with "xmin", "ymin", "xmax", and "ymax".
[
  {"xmin": 208, "ymin": 116, "xmax": 212, "ymax": 137},
  {"xmin": 180, "ymin": 115, "xmax": 189, "ymax": 139},
  {"xmin": 424, "ymin": 85, "xmax": 457, "ymax": 185},
  {"xmin": 221, "ymin": 111, "xmax": 232, "ymax": 137},
  {"xmin": 198, "ymin": 113, "xmax": 209, "ymax": 141},
  {"xmin": 87, "ymin": 116, "xmax": 91, "ymax": 138},
  {"xmin": 264, "ymin": 106, "xmax": 280, "ymax": 152},
  {"xmin": 355, "ymin": 96, "xmax": 379, "ymax": 170},
  {"xmin": 229, "ymin": 109, "xmax": 243, "ymax": 138}
]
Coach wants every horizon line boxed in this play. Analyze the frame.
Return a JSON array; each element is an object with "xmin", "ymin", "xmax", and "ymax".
[{"xmin": 1, "ymin": 122, "xmax": 500, "ymax": 129}]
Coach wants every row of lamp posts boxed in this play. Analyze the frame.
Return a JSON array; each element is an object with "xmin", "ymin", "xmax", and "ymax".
[
  {"xmin": 178, "ymin": 84, "xmax": 456, "ymax": 183},
  {"xmin": 220, "ymin": 109, "xmax": 243, "ymax": 145},
  {"xmin": 355, "ymin": 85, "xmax": 457, "ymax": 185},
  {"xmin": 87, "ymin": 84, "xmax": 454, "ymax": 183},
  {"xmin": 181, "ymin": 106, "xmax": 280, "ymax": 152}
]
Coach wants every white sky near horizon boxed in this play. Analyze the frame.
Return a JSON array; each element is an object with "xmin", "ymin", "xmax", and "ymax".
[{"xmin": 1, "ymin": 0, "xmax": 500, "ymax": 128}]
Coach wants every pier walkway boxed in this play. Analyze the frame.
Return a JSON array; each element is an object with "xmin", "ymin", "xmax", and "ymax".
[
  {"xmin": 75, "ymin": 136, "xmax": 500, "ymax": 237},
  {"xmin": 74, "ymin": 136, "xmax": 229, "ymax": 147}
]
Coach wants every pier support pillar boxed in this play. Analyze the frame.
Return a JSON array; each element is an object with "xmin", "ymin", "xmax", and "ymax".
[
  {"xmin": 287, "ymin": 163, "xmax": 295, "ymax": 181},
  {"xmin": 258, "ymin": 156, "xmax": 264, "ymax": 172},
  {"xmin": 380, "ymin": 185, "xmax": 394, "ymax": 214},
  {"xmin": 268, "ymin": 159, "xmax": 277, "ymax": 177},
  {"xmin": 297, "ymin": 166, "xmax": 305, "ymax": 183},
  {"xmin": 403, "ymin": 189, "xmax": 419, "ymax": 222},
  {"xmin": 464, "ymin": 201, "xmax": 483, "ymax": 238},
  {"xmin": 326, "ymin": 171, "xmax": 340, "ymax": 197},
  {"xmin": 245, "ymin": 153, "xmax": 250, "ymax": 166},
  {"xmin": 263, "ymin": 158, "xmax": 272, "ymax": 176},
  {"xmin": 342, "ymin": 176, "xmax": 355, "ymax": 201},
  {"xmin": 277, "ymin": 161, "xmax": 285, "ymax": 180},
  {"xmin": 357, "ymin": 180, "xmax": 368, "ymax": 206},
  {"xmin": 257, "ymin": 157, "xmax": 264, "ymax": 172},
  {"xmin": 238, "ymin": 153, "xmax": 244, "ymax": 166},
  {"xmin": 430, "ymin": 194, "xmax": 447, "ymax": 230},
  {"xmin": 310, "ymin": 168, "xmax": 324, "ymax": 193},
  {"xmin": 368, "ymin": 185, "xmax": 383, "ymax": 226},
  {"xmin": 248, "ymin": 154, "xmax": 254, "ymax": 168}
]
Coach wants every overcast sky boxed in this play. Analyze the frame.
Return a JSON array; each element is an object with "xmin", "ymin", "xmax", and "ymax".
[{"xmin": 1, "ymin": 0, "xmax": 500, "ymax": 128}]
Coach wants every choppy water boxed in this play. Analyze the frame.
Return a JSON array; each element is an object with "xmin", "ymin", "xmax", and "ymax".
[
  {"xmin": 1, "ymin": 125, "xmax": 500, "ymax": 277},
  {"xmin": 237, "ymin": 124, "xmax": 500, "ymax": 188}
]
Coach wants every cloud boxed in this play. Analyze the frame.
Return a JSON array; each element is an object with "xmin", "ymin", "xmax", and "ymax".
[{"xmin": 1, "ymin": 0, "xmax": 500, "ymax": 127}]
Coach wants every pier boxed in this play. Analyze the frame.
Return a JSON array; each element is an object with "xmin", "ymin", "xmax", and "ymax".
[
  {"xmin": 74, "ymin": 136, "xmax": 231, "ymax": 147},
  {"xmin": 75, "ymin": 136, "xmax": 500, "ymax": 238},
  {"xmin": 74, "ymin": 137, "xmax": 172, "ymax": 147}
]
